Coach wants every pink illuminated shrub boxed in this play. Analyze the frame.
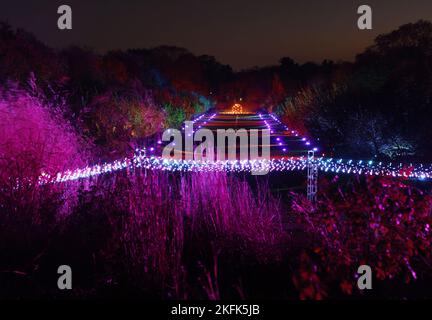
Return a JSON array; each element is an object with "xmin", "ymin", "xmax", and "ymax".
[{"xmin": 0, "ymin": 80, "xmax": 89, "ymax": 222}]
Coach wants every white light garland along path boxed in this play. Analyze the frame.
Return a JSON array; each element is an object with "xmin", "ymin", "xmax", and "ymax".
[{"xmin": 38, "ymin": 110, "xmax": 432, "ymax": 185}]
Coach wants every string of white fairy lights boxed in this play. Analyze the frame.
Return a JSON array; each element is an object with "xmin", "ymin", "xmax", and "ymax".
[
  {"xmin": 39, "ymin": 151, "xmax": 431, "ymax": 185},
  {"xmin": 37, "ymin": 111, "xmax": 432, "ymax": 185}
]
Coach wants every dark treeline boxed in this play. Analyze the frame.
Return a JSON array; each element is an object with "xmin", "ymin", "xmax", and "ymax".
[{"xmin": 1, "ymin": 20, "xmax": 432, "ymax": 161}]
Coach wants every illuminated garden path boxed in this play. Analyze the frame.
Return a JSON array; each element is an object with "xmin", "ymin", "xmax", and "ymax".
[
  {"xmin": 39, "ymin": 110, "xmax": 432, "ymax": 185},
  {"xmin": 190, "ymin": 111, "xmax": 318, "ymax": 159}
]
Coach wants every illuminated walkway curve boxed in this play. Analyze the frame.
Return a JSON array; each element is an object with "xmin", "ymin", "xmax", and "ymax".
[
  {"xmin": 39, "ymin": 111, "xmax": 432, "ymax": 184},
  {"xmin": 40, "ymin": 154, "xmax": 431, "ymax": 185}
]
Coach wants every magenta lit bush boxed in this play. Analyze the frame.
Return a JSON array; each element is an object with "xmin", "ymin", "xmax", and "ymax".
[{"xmin": 0, "ymin": 83, "xmax": 86, "ymax": 177}]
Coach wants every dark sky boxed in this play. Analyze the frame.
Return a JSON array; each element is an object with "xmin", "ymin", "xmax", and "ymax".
[{"xmin": 1, "ymin": 0, "xmax": 431, "ymax": 69}]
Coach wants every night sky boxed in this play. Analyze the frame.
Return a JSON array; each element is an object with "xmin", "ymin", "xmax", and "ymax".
[{"xmin": 1, "ymin": 0, "xmax": 432, "ymax": 69}]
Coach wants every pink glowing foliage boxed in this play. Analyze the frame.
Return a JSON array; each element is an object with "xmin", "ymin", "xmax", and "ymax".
[{"xmin": 0, "ymin": 79, "xmax": 89, "ymax": 184}]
